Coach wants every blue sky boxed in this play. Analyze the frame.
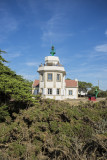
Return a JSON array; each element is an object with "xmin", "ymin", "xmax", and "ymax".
[{"xmin": 0, "ymin": 0, "xmax": 107, "ymax": 90}]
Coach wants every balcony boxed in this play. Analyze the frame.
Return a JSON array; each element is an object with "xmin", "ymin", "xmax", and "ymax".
[{"xmin": 39, "ymin": 63, "xmax": 63, "ymax": 67}]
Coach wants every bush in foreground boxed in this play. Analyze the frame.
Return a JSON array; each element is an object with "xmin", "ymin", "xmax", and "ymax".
[{"xmin": 0, "ymin": 99, "xmax": 107, "ymax": 160}]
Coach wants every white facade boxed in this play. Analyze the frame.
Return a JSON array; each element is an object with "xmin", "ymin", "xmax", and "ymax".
[
  {"xmin": 32, "ymin": 55, "xmax": 78, "ymax": 100},
  {"xmin": 66, "ymin": 88, "xmax": 78, "ymax": 99}
]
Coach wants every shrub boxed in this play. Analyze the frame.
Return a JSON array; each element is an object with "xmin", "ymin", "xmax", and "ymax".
[{"xmin": 8, "ymin": 143, "xmax": 26, "ymax": 158}]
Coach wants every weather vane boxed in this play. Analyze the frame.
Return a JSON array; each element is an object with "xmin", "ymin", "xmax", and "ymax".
[{"xmin": 50, "ymin": 46, "xmax": 56, "ymax": 56}]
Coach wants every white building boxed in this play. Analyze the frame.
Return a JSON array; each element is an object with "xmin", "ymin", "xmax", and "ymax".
[
  {"xmin": 78, "ymin": 90, "xmax": 88, "ymax": 97},
  {"xmin": 32, "ymin": 47, "xmax": 78, "ymax": 100}
]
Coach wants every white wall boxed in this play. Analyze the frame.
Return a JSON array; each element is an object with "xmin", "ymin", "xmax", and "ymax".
[
  {"xmin": 65, "ymin": 88, "xmax": 78, "ymax": 99},
  {"xmin": 33, "ymin": 87, "xmax": 78, "ymax": 100},
  {"xmin": 56, "ymin": 82, "xmax": 62, "ymax": 88},
  {"xmin": 46, "ymin": 82, "xmax": 54, "ymax": 88},
  {"xmin": 45, "ymin": 95, "xmax": 54, "ymax": 99},
  {"xmin": 40, "ymin": 82, "xmax": 44, "ymax": 88},
  {"xmin": 45, "ymin": 95, "xmax": 65, "ymax": 100}
]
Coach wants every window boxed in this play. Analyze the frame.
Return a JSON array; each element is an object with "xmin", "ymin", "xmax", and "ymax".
[
  {"xmin": 57, "ymin": 74, "xmax": 61, "ymax": 81},
  {"xmin": 37, "ymin": 89, "xmax": 39, "ymax": 94},
  {"xmin": 48, "ymin": 88, "xmax": 52, "ymax": 95},
  {"xmin": 69, "ymin": 90, "xmax": 73, "ymax": 95},
  {"xmin": 34, "ymin": 89, "xmax": 39, "ymax": 95},
  {"xmin": 48, "ymin": 73, "xmax": 52, "ymax": 81},
  {"xmin": 57, "ymin": 89, "xmax": 60, "ymax": 95}
]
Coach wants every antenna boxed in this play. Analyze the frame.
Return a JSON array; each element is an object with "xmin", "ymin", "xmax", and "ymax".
[{"xmin": 98, "ymin": 80, "xmax": 99, "ymax": 89}]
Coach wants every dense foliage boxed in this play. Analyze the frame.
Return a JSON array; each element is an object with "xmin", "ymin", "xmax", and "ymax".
[
  {"xmin": 88, "ymin": 86, "xmax": 107, "ymax": 97},
  {"xmin": 98, "ymin": 90, "xmax": 107, "ymax": 97},
  {"xmin": 0, "ymin": 49, "xmax": 37, "ymax": 122},
  {"xmin": 78, "ymin": 81, "xmax": 92, "ymax": 92},
  {"xmin": 0, "ymin": 99, "xmax": 107, "ymax": 160}
]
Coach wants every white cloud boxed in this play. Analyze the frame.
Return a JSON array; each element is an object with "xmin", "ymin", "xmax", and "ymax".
[
  {"xmin": 95, "ymin": 44, "xmax": 107, "ymax": 52},
  {"xmin": 2, "ymin": 49, "xmax": 22, "ymax": 61},
  {"xmin": 26, "ymin": 62, "xmax": 40, "ymax": 67},
  {"xmin": 105, "ymin": 30, "xmax": 107, "ymax": 35},
  {"xmin": 66, "ymin": 65, "xmax": 107, "ymax": 90},
  {"xmin": 17, "ymin": 70, "xmax": 39, "ymax": 81},
  {"xmin": 22, "ymin": 74, "xmax": 36, "ymax": 80},
  {"xmin": 41, "ymin": 31, "xmax": 72, "ymax": 43},
  {"xmin": 8, "ymin": 53, "xmax": 21, "ymax": 58},
  {"xmin": 41, "ymin": 14, "xmax": 72, "ymax": 45}
]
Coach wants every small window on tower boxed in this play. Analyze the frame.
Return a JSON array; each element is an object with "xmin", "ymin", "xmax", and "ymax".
[
  {"xmin": 57, "ymin": 74, "xmax": 61, "ymax": 81},
  {"xmin": 47, "ymin": 73, "xmax": 52, "ymax": 81}
]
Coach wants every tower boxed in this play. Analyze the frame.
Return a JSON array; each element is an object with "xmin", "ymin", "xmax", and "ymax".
[{"xmin": 37, "ymin": 46, "xmax": 66, "ymax": 100}]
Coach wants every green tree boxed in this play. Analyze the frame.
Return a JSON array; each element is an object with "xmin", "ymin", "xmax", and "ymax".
[
  {"xmin": 78, "ymin": 81, "xmax": 92, "ymax": 92},
  {"xmin": 88, "ymin": 86, "xmax": 100, "ymax": 96},
  {"xmin": 98, "ymin": 90, "xmax": 107, "ymax": 97},
  {"xmin": 0, "ymin": 49, "xmax": 37, "ymax": 122},
  {"xmin": 0, "ymin": 49, "xmax": 7, "ymax": 62}
]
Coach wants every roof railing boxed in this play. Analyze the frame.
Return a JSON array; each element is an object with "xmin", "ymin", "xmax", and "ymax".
[{"xmin": 39, "ymin": 63, "xmax": 63, "ymax": 67}]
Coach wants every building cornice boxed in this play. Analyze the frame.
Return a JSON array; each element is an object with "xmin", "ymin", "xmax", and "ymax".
[{"xmin": 38, "ymin": 66, "xmax": 66, "ymax": 75}]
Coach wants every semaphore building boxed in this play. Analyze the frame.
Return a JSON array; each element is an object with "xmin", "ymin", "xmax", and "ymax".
[{"xmin": 32, "ymin": 46, "xmax": 78, "ymax": 100}]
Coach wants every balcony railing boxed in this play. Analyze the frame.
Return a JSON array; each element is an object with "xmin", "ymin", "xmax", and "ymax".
[{"xmin": 39, "ymin": 63, "xmax": 63, "ymax": 67}]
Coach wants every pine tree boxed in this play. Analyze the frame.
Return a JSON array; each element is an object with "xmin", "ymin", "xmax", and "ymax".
[{"xmin": 0, "ymin": 49, "xmax": 37, "ymax": 122}]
